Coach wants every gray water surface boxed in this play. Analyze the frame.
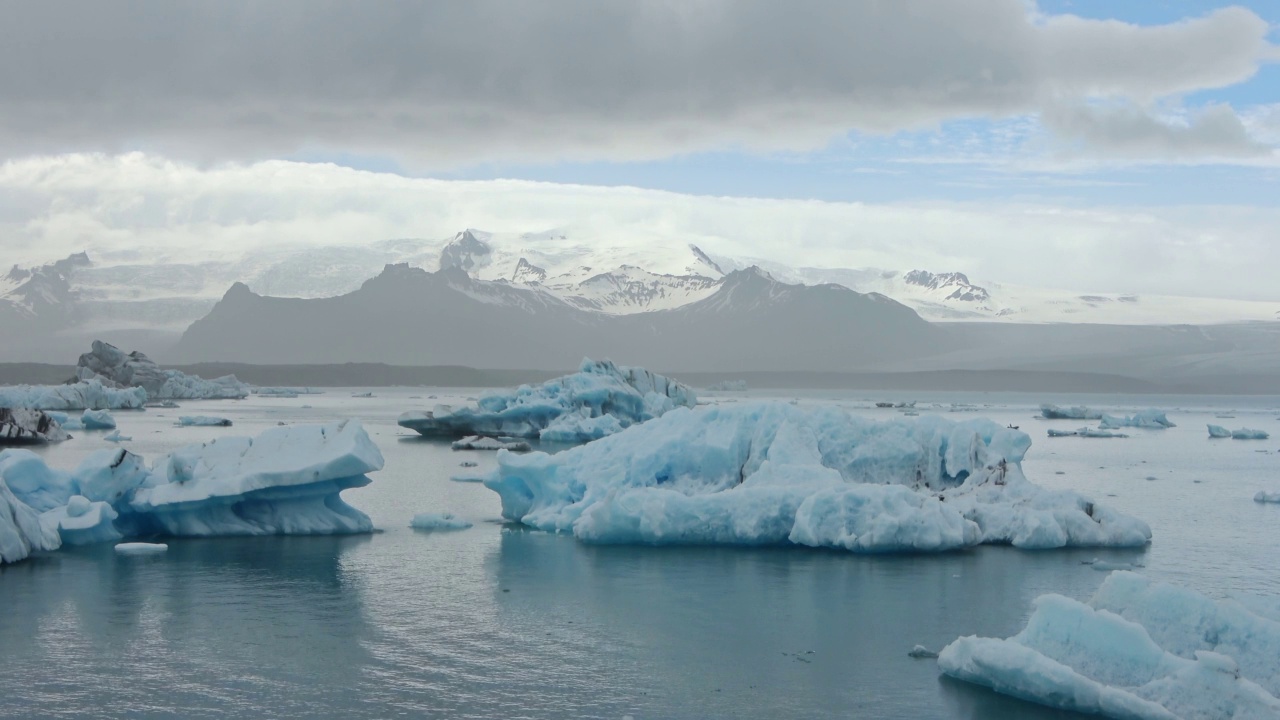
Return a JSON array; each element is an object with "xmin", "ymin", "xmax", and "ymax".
[{"xmin": 2, "ymin": 389, "xmax": 1277, "ymax": 719}]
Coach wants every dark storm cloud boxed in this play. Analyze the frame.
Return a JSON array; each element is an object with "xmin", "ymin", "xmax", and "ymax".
[{"xmin": 0, "ymin": 1, "xmax": 1273, "ymax": 165}]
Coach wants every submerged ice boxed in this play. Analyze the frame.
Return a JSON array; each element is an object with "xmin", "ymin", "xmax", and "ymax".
[
  {"xmin": 399, "ymin": 358, "xmax": 696, "ymax": 444},
  {"xmin": 485, "ymin": 403, "xmax": 1150, "ymax": 552},
  {"xmin": 938, "ymin": 572, "xmax": 1280, "ymax": 719}
]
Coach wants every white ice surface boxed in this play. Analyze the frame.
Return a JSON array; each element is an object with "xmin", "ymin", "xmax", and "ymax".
[
  {"xmin": 0, "ymin": 475, "xmax": 60, "ymax": 564},
  {"xmin": 485, "ymin": 403, "xmax": 1150, "ymax": 552}
]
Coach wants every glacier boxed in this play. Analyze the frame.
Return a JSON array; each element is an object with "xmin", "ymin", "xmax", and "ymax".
[
  {"xmin": 0, "ymin": 408, "xmax": 71, "ymax": 444},
  {"xmin": 76, "ymin": 340, "xmax": 249, "ymax": 400},
  {"xmin": 1041, "ymin": 404, "xmax": 1104, "ymax": 420},
  {"xmin": 1208, "ymin": 425, "xmax": 1270, "ymax": 440},
  {"xmin": 1098, "ymin": 410, "xmax": 1175, "ymax": 430},
  {"xmin": 399, "ymin": 358, "xmax": 696, "ymax": 444},
  {"xmin": 0, "ymin": 380, "xmax": 147, "ymax": 410},
  {"xmin": 484, "ymin": 403, "xmax": 1150, "ymax": 552},
  {"xmin": 938, "ymin": 572, "xmax": 1280, "ymax": 719}
]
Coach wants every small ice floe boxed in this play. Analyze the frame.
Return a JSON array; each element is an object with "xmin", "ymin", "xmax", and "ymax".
[
  {"xmin": 409, "ymin": 513, "xmax": 472, "ymax": 531},
  {"xmin": 1080, "ymin": 557, "xmax": 1145, "ymax": 572},
  {"xmin": 103, "ymin": 430, "xmax": 132, "ymax": 442},
  {"xmin": 451, "ymin": 436, "xmax": 532, "ymax": 451},
  {"xmin": 1047, "ymin": 427, "xmax": 1128, "ymax": 438},
  {"xmin": 1208, "ymin": 424, "xmax": 1269, "ymax": 440},
  {"xmin": 114, "ymin": 542, "xmax": 168, "ymax": 554},
  {"xmin": 1254, "ymin": 491, "xmax": 1280, "ymax": 504},
  {"xmin": 908, "ymin": 645, "xmax": 939, "ymax": 659},
  {"xmin": 449, "ymin": 473, "xmax": 488, "ymax": 483},
  {"xmin": 178, "ymin": 416, "xmax": 232, "ymax": 427}
]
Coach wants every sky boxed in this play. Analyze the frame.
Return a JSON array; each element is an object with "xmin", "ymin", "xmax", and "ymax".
[{"xmin": 0, "ymin": 1, "xmax": 1277, "ymax": 299}]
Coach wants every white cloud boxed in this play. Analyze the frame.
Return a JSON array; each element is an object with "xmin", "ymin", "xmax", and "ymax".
[
  {"xmin": 2, "ymin": 153, "xmax": 1278, "ymax": 302},
  {"xmin": 0, "ymin": 2, "xmax": 1273, "ymax": 166}
]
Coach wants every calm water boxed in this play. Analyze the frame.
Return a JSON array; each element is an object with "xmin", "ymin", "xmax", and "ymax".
[{"xmin": 1, "ymin": 388, "xmax": 1278, "ymax": 719}]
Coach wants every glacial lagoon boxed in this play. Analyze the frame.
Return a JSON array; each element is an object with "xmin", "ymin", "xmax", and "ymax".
[{"xmin": 2, "ymin": 388, "xmax": 1277, "ymax": 719}]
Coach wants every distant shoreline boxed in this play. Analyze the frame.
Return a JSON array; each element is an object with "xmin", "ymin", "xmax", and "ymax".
[{"xmin": 1, "ymin": 362, "xmax": 1275, "ymax": 395}]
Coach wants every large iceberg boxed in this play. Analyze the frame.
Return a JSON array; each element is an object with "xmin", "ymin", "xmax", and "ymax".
[
  {"xmin": 485, "ymin": 403, "xmax": 1150, "ymax": 552},
  {"xmin": 0, "ymin": 380, "xmax": 146, "ymax": 410},
  {"xmin": 0, "ymin": 476, "xmax": 61, "ymax": 564},
  {"xmin": 938, "ymin": 572, "xmax": 1280, "ymax": 719},
  {"xmin": 127, "ymin": 420, "xmax": 383, "ymax": 536},
  {"xmin": 0, "ymin": 408, "xmax": 71, "ymax": 444},
  {"xmin": 399, "ymin": 359, "xmax": 696, "ymax": 444},
  {"xmin": 75, "ymin": 340, "xmax": 249, "ymax": 400},
  {"xmin": 0, "ymin": 421, "xmax": 383, "ymax": 554},
  {"xmin": 1098, "ymin": 410, "xmax": 1176, "ymax": 430},
  {"xmin": 1041, "ymin": 404, "xmax": 1104, "ymax": 420}
]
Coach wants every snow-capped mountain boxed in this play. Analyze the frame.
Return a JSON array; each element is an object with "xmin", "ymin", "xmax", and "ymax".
[{"xmin": 1, "ymin": 226, "xmax": 1277, "ymax": 362}]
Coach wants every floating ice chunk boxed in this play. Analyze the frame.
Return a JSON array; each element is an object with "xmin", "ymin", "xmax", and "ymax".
[
  {"xmin": 938, "ymin": 572, "xmax": 1280, "ymax": 719},
  {"xmin": 0, "ymin": 475, "xmax": 61, "ymax": 563},
  {"xmin": 0, "ymin": 380, "xmax": 147, "ymax": 410},
  {"xmin": 1040, "ymin": 404, "xmax": 1104, "ymax": 420},
  {"xmin": 908, "ymin": 645, "xmax": 939, "ymax": 659},
  {"xmin": 449, "ymin": 472, "xmax": 489, "ymax": 483},
  {"xmin": 486, "ymin": 403, "xmax": 1148, "ymax": 552},
  {"xmin": 707, "ymin": 380, "xmax": 748, "ymax": 392},
  {"xmin": 399, "ymin": 358, "xmax": 696, "ymax": 444},
  {"xmin": 39, "ymin": 495, "xmax": 121, "ymax": 546},
  {"xmin": 0, "ymin": 408, "xmax": 71, "ymax": 444},
  {"xmin": 129, "ymin": 420, "xmax": 383, "ymax": 536},
  {"xmin": 1098, "ymin": 410, "xmax": 1176, "ymax": 430},
  {"xmin": 452, "ymin": 436, "xmax": 532, "ymax": 451},
  {"xmin": 1047, "ymin": 427, "xmax": 1128, "ymax": 438},
  {"xmin": 103, "ymin": 430, "xmax": 131, "ymax": 442},
  {"xmin": 114, "ymin": 542, "xmax": 167, "ymax": 554},
  {"xmin": 409, "ymin": 512, "xmax": 472, "ymax": 531},
  {"xmin": 76, "ymin": 340, "xmax": 248, "ymax": 400},
  {"xmin": 177, "ymin": 416, "xmax": 233, "ymax": 427},
  {"xmin": 1208, "ymin": 424, "xmax": 1232, "ymax": 439},
  {"xmin": 1255, "ymin": 491, "xmax": 1280, "ymax": 503},
  {"xmin": 45, "ymin": 411, "xmax": 84, "ymax": 430},
  {"xmin": 80, "ymin": 409, "xmax": 116, "ymax": 430},
  {"xmin": 0, "ymin": 449, "xmax": 76, "ymax": 511}
]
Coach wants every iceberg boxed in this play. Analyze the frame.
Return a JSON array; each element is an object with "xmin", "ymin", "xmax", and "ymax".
[
  {"xmin": 409, "ymin": 512, "xmax": 473, "ymax": 531},
  {"xmin": 104, "ymin": 430, "xmax": 131, "ymax": 443},
  {"xmin": 0, "ymin": 476, "xmax": 60, "ymax": 564},
  {"xmin": 76, "ymin": 340, "xmax": 249, "ymax": 400},
  {"xmin": 0, "ymin": 380, "xmax": 146, "ymax": 410},
  {"xmin": 127, "ymin": 420, "xmax": 383, "ymax": 537},
  {"xmin": 81, "ymin": 409, "xmax": 116, "ymax": 430},
  {"xmin": 1209, "ymin": 425, "xmax": 1270, "ymax": 440},
  {"xmin": 938, "ymin": 572, "xmax": 1280, "ymax": 719},
  {"xmin": 1254, "ymin": 491, "xmax": 1280, "ymax": 504},
  {"xmin": 1048, "ymin": 427, "xmax": 1129, "ymax": 439},
  {"xmin": 1040, "ymin": 404, "xmax": 1104, "ymax": 420},
  {"xmin": 178, "ymin": 415, "xmax": 233, "ymax": 427},
  {"xmin": 399, "ymin": 358, "xmax": 696, "ymax": 444},
  {"xmin": 0, "ymin": 408, "xmax": 71, "ymax": 444},
  {"xmin": 452, "ymin": 436, "xmax": 532, "ymax": 451},
  {"xmin": 485, "ymin": 403, "xmax": 1150, "ymax": 552},
  {"xmin": 0, "ymin": 449, "xmax": 76, "ymax": 511},
  {"xmin": 39, "ymin": 495, "xmax": 122, "ymax": 546},
  {"xmin": 1098, "ymin": 410, "xmax": 1175, "ymax": 430}
]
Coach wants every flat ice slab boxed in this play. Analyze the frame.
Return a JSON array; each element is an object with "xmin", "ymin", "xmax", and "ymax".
[
  {"xmin": 409, "ymin": 513, "xmax": 473, "ymax": 531},
  {"xmin": 452, "ymin": 436, "xmax": 531, "ymax": 451},
  {"xmin": 485, "ymin": 402, "xmax": 1150, "ymax": 552},
  {"xmin": 939, "ymin": 572, "xmax": 1280, "ymax": 719},
  {"xmin": 114, "ymin": 542, "xmax": 168, "ymax": 553},
  {"xmin": 399, "ymin": 358, "xmax": 696, "ymax": 444}
]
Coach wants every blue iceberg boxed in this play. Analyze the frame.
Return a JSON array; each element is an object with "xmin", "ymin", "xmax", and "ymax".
[
  {"xmin": 409, "ymin": 512, "xmax": 472, "ymax": 531},
  {"xmin": 0, "ymin": 474, "xmax": 61, "ymax": 564},
  {"xmin": 1209, "ymin": 425, "xmax": 1269, "ymax": 440},
  {"xmin": 399, "ymin": 359, "xmax": 696, "ymax": 444},
  {"xmin": 40, "ymin": 495, "xmax": 122, "ymax": 546},
  {"xmin": 939, "ymin": 572, "xmax": 1280, "ymax": 719},
  {"xmin": 1040, "ymin": 404, "xmax": 1104, "ymax": 420},
  {"xmin": 485, "ymin": 403, "xmax": 1150, "ymax": 552},
  {"xmin": 0, "ymin": 380, "xmax": 146, "ymax": 410},
  {"xmin": 1098, "ymin": 409, "xmax": 1176, "ymax": 430}
]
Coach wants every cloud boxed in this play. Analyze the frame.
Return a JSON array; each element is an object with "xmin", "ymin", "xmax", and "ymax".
[
  {"xmin": 0, "ymin": 1, "xmax": 1273, "ymax": 166},
  {"xmin": 1042, "ymin": 102, "xmax": 1275, "ymax": 161},
  {"xmin": 2, "ymin": 153, "xmax": 1278, "ymax": 302}
]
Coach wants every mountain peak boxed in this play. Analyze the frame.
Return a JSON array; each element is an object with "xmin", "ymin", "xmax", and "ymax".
[
  {"xmin": 903, "ymin": 269, "xmax": 990, "ymax": 303},
  {"xmin": 439, "ymin": 229, "xmax": 493, "ymax": 275}
]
